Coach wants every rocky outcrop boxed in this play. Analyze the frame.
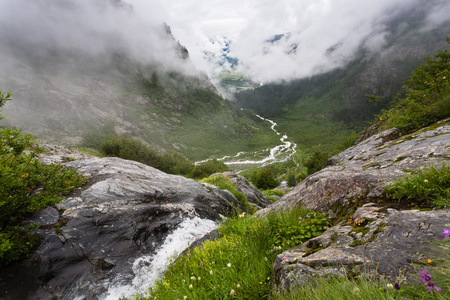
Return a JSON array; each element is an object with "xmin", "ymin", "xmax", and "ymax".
[
  {"xmin": 257, "ymin": 118, "xmax": 450, "ymax": 216},
  {"xmin": 0, "ymin": 156, "xmax": 251, "ymax": 300},
  {"xmin": 211, "ymin": 171, "xmax": 273, "ymax": 209},
  {"xmin": 262, "ymin": 119, "xmax": 450, "ymax": 292},
  {"xmin": 272, "ymin": 207, "xmax": 450, "ymax": 291}
]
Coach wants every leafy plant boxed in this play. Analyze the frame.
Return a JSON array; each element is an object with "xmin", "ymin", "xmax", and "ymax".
[
  {"xmin": 379, "ymin": 37, "xmax": 450, "ymax": 133},
  {"xmin": 304, "ymin": 150, "xmax": 330, "ymax": 175},
  {"xmin": 0, "ymin": 128, "xmax": 86, "ymax": 266},
  {"xmin": 191, "ymin": 159, "xmax": 229, "ymax": 179},
  {"xmin": 250, "ymin": 167, "xmax": 279, "ymax": 190},
  {"xmin": 385, "ymin": 165, "xmax": 450, "ymax": 208}
]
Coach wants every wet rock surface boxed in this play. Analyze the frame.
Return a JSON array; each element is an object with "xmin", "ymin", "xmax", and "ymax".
[{"xmin": 0, "ymin": 157, "xmax": 249, "ymax": 300}]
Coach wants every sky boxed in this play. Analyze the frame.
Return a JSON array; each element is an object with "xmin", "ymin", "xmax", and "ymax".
[
  {"xmin": 127, "ymin": 0, "xmax": 450, "ymax": 83},
  {"xmin": 0, "ymin": 0, "xmax": 449, "ymax": 85}
]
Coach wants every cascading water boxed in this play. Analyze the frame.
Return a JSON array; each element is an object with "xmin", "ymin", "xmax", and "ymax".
[{"xmin": 99, "ymin": 217, "xmax": 217, "ymax": 300}]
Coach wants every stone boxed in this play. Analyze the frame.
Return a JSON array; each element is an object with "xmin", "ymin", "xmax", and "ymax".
[{"xmin": 0, "ymin": 157, "xmax": 248, "ymax": 300}]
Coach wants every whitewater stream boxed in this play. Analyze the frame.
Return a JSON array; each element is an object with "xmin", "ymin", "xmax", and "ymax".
[{"xmin": 99, "ymin": 218, "xmax": 217, "ymax": 300}]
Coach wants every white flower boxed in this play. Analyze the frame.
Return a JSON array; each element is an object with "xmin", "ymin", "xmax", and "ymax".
[
  {"xmin": 189, "ymin": 284, "xmax": 193, "ymax": 289},
  {"xmin": 210, "ymin": 270, "xmax": 213, "ymax": 275},
  {"xmin": 424, "ymin": 179, "xmax": 429, "ymax": 183},
  {"xmin": 386, "ymin": 283, "xmax": 393, "ymax": 289},
  {"xmin": 227, "ymin": 263, "xmax": 231, "ymax": 267},
  {"xmin": 230, "ymin": 289, "xmax": 236, "ymax": 296},
  {"xmin": 190, "ymin": 276, "xmax": 196, "ymax": 281},
  {"xmin": 198, "ymin": 277, "xmax": 201, "ymax": 281},
  {"xmin": 184, "ymin": 297, "xmax": 187, "ymax": 300},
  {"xmin": 237, "ymin": 283, "xmax": 241, "ymax": 288}
]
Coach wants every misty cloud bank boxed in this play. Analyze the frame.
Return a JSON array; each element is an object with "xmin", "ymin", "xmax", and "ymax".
[
  {"xmin": 0, "ymin": 0, "xmax": 197, "ymax": 76},
  {"xmin": 138, "ymin": 0, "xmax": 450, "ymax": 83}
]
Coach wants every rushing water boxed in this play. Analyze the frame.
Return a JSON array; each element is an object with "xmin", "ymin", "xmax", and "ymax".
[{"xmin": 100, "ymin": 217, "xmax": 217, "ymax": 300}]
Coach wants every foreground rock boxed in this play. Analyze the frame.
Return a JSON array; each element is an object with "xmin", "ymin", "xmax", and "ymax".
[
  {"xmin": 272, "ymin": 207, "xmax": 450, "ymax": 291},
  {"xmin": 261, "ymin": 120, "xmax": 450, "ymax": 293},
  {"xmin": 257, "ymin": 119, "xmax": 450, "ymax": 216},
  {"xmin": 0, "ymin": 157, "xmax": 249, "ymax": 300}
]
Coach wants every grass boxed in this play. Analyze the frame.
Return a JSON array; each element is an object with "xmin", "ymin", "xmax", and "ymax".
[
  {"xmin": 138, "ymin": 207, "xmax": 330, "ymax": 300},
  {"xmin": 385, "ymin": 165, "xmax": 450, "ymax": 209}
]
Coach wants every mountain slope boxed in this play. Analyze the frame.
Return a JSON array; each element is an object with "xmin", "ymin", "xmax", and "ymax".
[
  {"xmin": 234, "ymin": 4, "xmax": 450, "ymax": 153},
  {"xmin": 0, "ymin": 1, "xmax": 278, "ymax": 161}
]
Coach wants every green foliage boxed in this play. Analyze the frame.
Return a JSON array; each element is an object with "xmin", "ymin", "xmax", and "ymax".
[
  {"xmin": 0, "ymin": 90, "xmax": 12, "ymax": 118},
  {"xmin": 267, "ymin": 208, "xmax": 330, "ymax": 251},
  {"xmin": 304, "ymin": 150, "xmax": 330, "ymax": 175},
  {"xmin": 200, "ymin": 175, "xmax": 255, "ymax": 214},
  {"xmin": 159, "ymin": 151, "xmax": 194, "ymax": 176},
  {"xmin": 191, "ymin": 159, "xmax": 229, "ymax": 179},
  {"xmin": 379, "ymin": 37, "xmax": 450, "ymax": 133},
  {"xmin": 0, "ymin": 128, "xmax": 86, "ymax": 266},
  {"xmin": 385, "ymin": 165, "xmax": 450, "ymax": 208},
  {"xmin": 249, "ymin": 167, "xmax": 279, "ymax": 190},
  {"xmin": 146, "ymin": 207, "xmax": 329, "ymax": 300},
  {"xmin": 100, "ymin": 136, "xmax": 160, "ymax": 168}
]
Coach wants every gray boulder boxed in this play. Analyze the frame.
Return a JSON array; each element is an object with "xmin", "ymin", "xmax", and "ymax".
[{"xmin": 0, "ymin": 157, "xmax": 247, "ymax": 300}]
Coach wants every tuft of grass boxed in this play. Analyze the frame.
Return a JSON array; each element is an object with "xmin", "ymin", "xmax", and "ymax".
[{"xmin": 385, "ymin": 165, "xmax": 450, "ymax": 208}]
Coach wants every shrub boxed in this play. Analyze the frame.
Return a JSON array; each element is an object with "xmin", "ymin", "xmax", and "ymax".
[
  {"xmin": 191, "ymin": 159, "xmax": 229, "ymax": 179},
  {"xmin": 0, "ymin": 128, "xmax": 86, "ymax": 266},
  {"xmin": 304, "ymin": 150, "xmax": 330, "ymax": 175},
  {"xmin": 100, "ymin": 136, "xmax": 160, "ymax": 168},
  {"xmin": 159, "ymin": 150, "xmax": 194, "ymax": 176},
  {"xmin": 250, "ymin": 167, "xmax": 279, "ymax": 190},
  {"xmin": 385, "ymin": 165, "xmax": 450, "ymax": 208},
  {"xmin": 379, "ymin": 37, "xmax": 450, "ymax": 133}
]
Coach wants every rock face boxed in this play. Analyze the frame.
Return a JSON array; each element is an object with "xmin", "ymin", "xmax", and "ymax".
[
  {"xmin": 257, "ymin": 119, "xmax": 450, "ymax": 216},
  {"xmin": 260, "ymin": 119, "xmax": 450, "ymax": 292},
  {"xmin": 211, "ymin": 171, "xmax": 273, "ymax": 209},
  {"xmin": 272, "ymin": 207, "xmax": 450, "ymax": 291},
  {"xmin": 0, "ymin": 157, "xmax": 250, "ymax": 300}
]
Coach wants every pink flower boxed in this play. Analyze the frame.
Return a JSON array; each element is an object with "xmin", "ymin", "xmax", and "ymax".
[
  {"xmin": 200, "ymin": 261, "xmax": 203, "ymax": 267},
  {"xmin": 443, "ymin": 229, "xmax": 450, "ymax": 237}
]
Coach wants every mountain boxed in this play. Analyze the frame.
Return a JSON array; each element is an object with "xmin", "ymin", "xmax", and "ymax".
[
  {"xmin": 0, "ymin": 0, "xmax": 276, "ymax": 161},
  {"xmin": 232, "ymin": 4, "xmax": 450, "ymax": 153}
]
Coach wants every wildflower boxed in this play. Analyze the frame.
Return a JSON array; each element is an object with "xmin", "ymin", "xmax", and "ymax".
[
  {"xmin": 386, "ymin": 283, "xmax": 393, "ymax": 289},
  {"xmin": 423, "ymin": 179, "xmax": 429, "ymax": 183},
  {"xmin": 184, "ymin": 296, "xmax": 187, "ymax": 300},
  {"xmin": 394, "ymin": 282, "xmax": 401, "ymax": 290},
  {"xmin": 428, "ymin": 259, "xmax": 432, "ymax": 263},
  {"xmin": 200, "ymin": 261, "xmax": 203, "ymax": 267},
  {"xmin": 189, "ymin": 284, "xmax": 193, "ymax": 289},
  {"xmin": 180, "ymin": 273, "xmax": 183, "ymax": 276},
  {"xmin": 198, "ymin": 277, "xmax": 201, "ymax": 281},
  {"xmin": 298, "ymin": 217, "xmax": 302, "ymax": 221},
  {"xmin": 210, "ymin": 270, "xmax": 213, "ymax": 275},
  {"xmin": 380, "ymin": 117, "xmax": 383, "ymax": 120},
  {"xmin": 282, "ymin": 258, "xmax": 289, "ymax": 264},
  {"xmin": 418, "ymin": 269, "xmax": 441, "ymax": 292},
  {"xmin": 271, "ymin": 249, "xmax": 276, "ymax": 253},
  {"xmin": 306, "ymin": 215, "xmax": 311, "ymax": 219},
  {"xmin": 230, "ymin": 289, "xmax": 236, "ymax": 296},
  {"xmin": 227, "ymin": 263, "xmax": 231, "ymax": 267},
  {"xmin": 190, "ymin": 276, "xmax": 196, "ymax": 281},
  {"xmin": 237, "ymin": 283, "xmax": 241, "ymax": 288},
  {"xmin": 443, "ymin": 229, "xmax": 450, "ymax": 237},
  {"xmin": 173, "ymin": 263, "xmax": 176, "ymax": 266}
]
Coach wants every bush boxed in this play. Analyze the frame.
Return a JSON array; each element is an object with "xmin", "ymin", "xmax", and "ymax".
[
  {"xmin": 379, "ymin": 37, "xmax": 450, "ymax": 133},
  {"xmin": 191, "ymin": 159, "xmax": 229, "ymax": 179},
  {"xmin": 159, "ymin": 151, "xmax": 194, "ymax": 176},
  {"xmin": 304, "ymin": 150, "xmax": 330, "ymax": 175},
  {"xmin": 100, "ymin": 136, "xmax": 160, "ymax": 168},
  {"xmin": 250, "ymin": 167, "xmax": 279, "ymax": 190},
  {"xmin": 0, "ymin": 128, "xmax": 86, "ymax": 266},
  {"xmin": 385, "ymin": 165, "xmax": 450, "ymax": 208}
]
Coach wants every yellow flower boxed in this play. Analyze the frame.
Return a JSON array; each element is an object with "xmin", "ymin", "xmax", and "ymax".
[
  {"xmin": 380, "ymin": 117, "xmax": 383, "ymax": 120},
  {"xmin": 428, "ymin": 259, "xmax": 432, "ymax": 263}
]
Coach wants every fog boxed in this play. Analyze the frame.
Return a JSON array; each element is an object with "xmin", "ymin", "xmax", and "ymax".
[{"xmin": 128, "ymin": 0, "xmax": 450, "ymax": 83}]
